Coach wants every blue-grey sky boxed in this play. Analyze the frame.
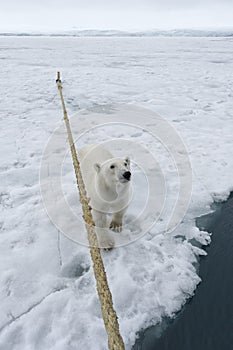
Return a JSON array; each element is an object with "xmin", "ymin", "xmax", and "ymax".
[{"xmin": 0, "ymin": 0, "xmax": 232, "ymax": 32}]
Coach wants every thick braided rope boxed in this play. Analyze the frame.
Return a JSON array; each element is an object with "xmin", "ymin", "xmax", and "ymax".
[{"xmin": 56, "ymin": 72, "xmax": 125, "ymax": 350}]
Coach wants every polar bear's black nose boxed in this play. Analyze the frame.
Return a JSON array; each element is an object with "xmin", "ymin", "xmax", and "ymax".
[{"xmin": 123, "ymin": 171, "xmax": 131, "ymax": 181}]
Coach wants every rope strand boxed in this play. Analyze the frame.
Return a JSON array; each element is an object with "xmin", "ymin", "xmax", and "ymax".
[{"xmin": 56, "ymin": 72, "xmax": 125, "ymax": 350}]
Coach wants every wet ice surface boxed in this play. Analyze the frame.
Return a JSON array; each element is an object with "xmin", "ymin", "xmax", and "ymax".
[{"xmin": 0, "ymin": 37, "xmax": 233, "ymax": 349}]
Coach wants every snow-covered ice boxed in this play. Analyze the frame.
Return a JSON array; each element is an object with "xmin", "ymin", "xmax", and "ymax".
[{"xmin": 0, "ymin": 36, "xmax": 233, "ymax": 350}]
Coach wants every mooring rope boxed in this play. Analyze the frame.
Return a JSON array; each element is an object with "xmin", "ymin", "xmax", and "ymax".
[{"xmin": 56, "ymin": 72, "xmax": 125, "ymax": 350}]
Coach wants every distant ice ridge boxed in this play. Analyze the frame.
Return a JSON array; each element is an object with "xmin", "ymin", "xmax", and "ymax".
[{"xmin": 1, "ymin": 29, "xmax": 233, "ymax": 37}]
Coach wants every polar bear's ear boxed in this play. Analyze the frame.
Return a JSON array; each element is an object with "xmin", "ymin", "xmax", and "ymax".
[
  {"xmin": 94, "ymin": 163, "xmax": 101, "ymax": 173},
  {"xmin": 125, "ymin": 157, "xmax": 130, "ymax": 165}
]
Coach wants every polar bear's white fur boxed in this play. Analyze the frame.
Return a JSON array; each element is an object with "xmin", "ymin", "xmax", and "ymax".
[{"xmin": 78, "ymin": 144, "xmax": 131, "ymax": 248}]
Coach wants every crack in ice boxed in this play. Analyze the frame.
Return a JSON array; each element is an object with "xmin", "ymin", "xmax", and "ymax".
[{"xmin": 0, "ymin": 286, "xmax": 67, "ymax": 335}]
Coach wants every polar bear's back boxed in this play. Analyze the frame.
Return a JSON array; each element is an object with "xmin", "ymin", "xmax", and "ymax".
[{"xmin": 78, "ymin": 144, "xmax": 113, "ymax": 164}]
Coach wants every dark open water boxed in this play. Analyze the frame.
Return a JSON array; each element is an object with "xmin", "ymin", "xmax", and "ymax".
[{"xmin": 133, "ymin": 192, "xmax": 233, "ymax": 350}]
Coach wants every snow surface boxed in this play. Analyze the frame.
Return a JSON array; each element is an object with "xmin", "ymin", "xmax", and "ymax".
[{"xmin": 0, "ymin": 36, "xmax": 233, "ymax": 350}]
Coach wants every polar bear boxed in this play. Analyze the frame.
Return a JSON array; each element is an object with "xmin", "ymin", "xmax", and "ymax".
[{"xmin": 78, "ymin": 144, "xmax": 131, "ymax": 249}]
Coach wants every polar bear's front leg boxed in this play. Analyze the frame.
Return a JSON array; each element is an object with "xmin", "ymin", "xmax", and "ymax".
[
  {"xmin": 109, "ymin": 209, "xmax": 126, "ymax": 233},
  {"xmin": 92, "ymin": 209, "xmax": 115, "ymax": 249}
]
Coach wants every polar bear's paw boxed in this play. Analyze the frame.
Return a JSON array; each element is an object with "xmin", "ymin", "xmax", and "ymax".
[
  {"xmin": 109, "ymin": 220, "xmax": 123, "ymax": 233},
  {"xmin": 99, "ymin": 236, "xmax": 115, "ymax": 250}
]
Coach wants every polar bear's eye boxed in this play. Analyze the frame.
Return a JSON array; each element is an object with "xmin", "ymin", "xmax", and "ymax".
[
  {"xmin": 110, "ymin": 165, "xmax": 115, "ymax": 169},
  {"xmin": 124, "ymin": 162, "xmax": 128, "ymax": 167}
]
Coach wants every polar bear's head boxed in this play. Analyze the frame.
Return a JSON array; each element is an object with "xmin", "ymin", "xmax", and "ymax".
[{"xmin": 94, "ymin": 157, "xmax": 131, "ymax": 187}]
